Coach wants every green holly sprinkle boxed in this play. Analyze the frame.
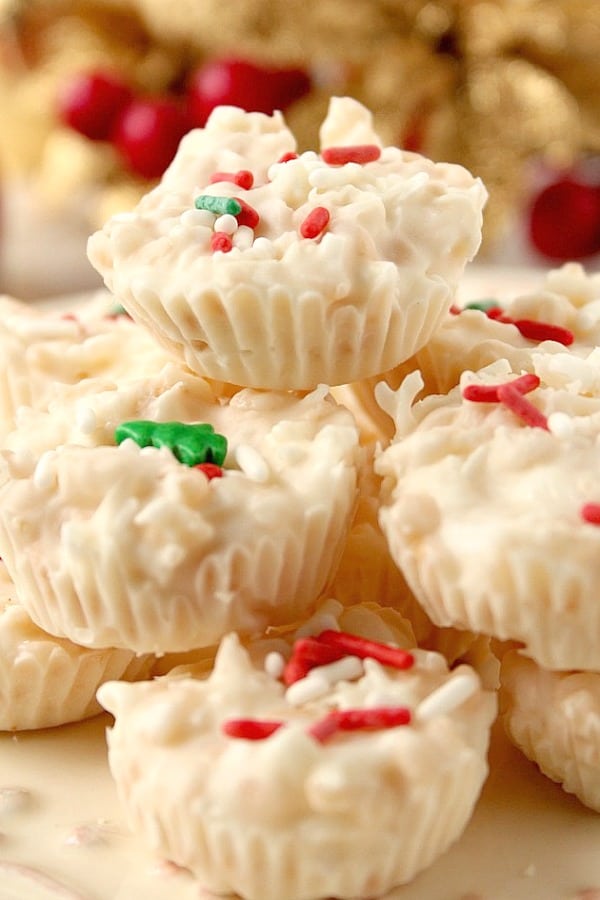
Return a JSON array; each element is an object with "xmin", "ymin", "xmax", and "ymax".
[
  {"xmin": 115, "ymin": 421, "xmax": 228, "ymax": 467},
  {"xmin": 194, "ymin": 195, "xmax": 242, "ymax": 216},
  {"xmin": 463, "ymin": 298, "xmax": 502, "ymax": 313}
]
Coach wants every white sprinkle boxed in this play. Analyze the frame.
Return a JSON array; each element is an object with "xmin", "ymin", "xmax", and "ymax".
[
  {"xmin": 415, "ymin": 673, "xmax": 478, "ymax": 722},
  {"xmin": 264, "ymin": 651, "xmax": 286, "ymax": 679},
  {"xmin": 310, "ymin": 655, "xmax": 363, "ymax": 686},
  {"xmin": 33, "ymin": 450, "xmax": 57, "ymax": 491},
  {"xmin": 76, "ymin": 406, "xmax": 97, "ymax": 434},
  {"xmin": 547, "ymin": 411, "xmax": 575, "ymax": 438},
  {"xmin": 214, "ymin": 214, "xmax": 238, "ymax": 234},
  {"xmin": 117, "ymin": 437, "xmax": 139, "ymax": 452},
  {"xmin": 180, "ymin": 208, "xmax": 214, "ymax": 228},
  {"xmin": 235, "ymin": 444, "xmax": 270, "ymax": 482},
  {"xmin": 233, "ymin": 225, "xmax": 255, "ymax": 250},
  {"xmin": 249, "ymin": 236, "xmax": 273, "ymax": 258},
  {"xmin": 285, "ymin": 673, "xmax": 330, "ymax": 706}
]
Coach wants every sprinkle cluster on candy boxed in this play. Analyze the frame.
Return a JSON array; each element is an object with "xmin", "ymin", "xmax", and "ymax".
[
  {"xmin": 114, "ymin": 421, "xmax": 227, "ymax": 467},
  {"xmin": 222, "ymin": 629, "xmax": 479, "ymax": 744},
  {"xmin": 192, "ymin": 143, "xmax": 385, "ymax": 255},
  {"xmin": 462, "ymin": 373, "xmax": 549, "ymax": 430},
  {"xmin": 452, "ymin": 299, "xmax": 574, "ymax": 347}
]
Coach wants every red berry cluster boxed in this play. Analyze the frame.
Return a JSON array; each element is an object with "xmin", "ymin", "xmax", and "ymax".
[
  {"xmin": 528, "ymin": 173, "xmax": 600, "ymax": 262},
  {"xmin": 57, "ymin": 59, "xmax": 311, "ymax": 181}
]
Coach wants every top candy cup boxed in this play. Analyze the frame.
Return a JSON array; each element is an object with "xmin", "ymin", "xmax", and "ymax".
[{"xmin": 88, "ymin": 97, "xmax": 487, "ymax": 390}]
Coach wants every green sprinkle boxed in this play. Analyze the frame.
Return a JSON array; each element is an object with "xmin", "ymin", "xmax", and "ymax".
[
  {"xmin": 109, "ymin": 303, "xmax": 130, "ymax": 317},
  {"xmin": 115, "ymin": 421, "xmax": 228, "ymax": 467},
  {"xmin": 194, "ymin": 195, "xmax": 242, "ymax": 216},
  {"xmin": 464, "ymin": 298, "xmax": 502, "ymax": 313}
]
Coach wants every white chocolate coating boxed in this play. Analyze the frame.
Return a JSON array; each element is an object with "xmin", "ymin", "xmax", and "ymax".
[
  {"xmin": 0, "ymin": 561, "xmax": 151, "ymax": 730},
  {"xmin": 99, "ymin": 633, "xmax": 496, "ymax": 900},
  {"xmin": 501, "ymin": 650, "xmax": 600, "ymax": 812},
  {"xmin": 88, "ymin": 98, "xmax": 486, "ymax": 389},
  {"xmin": 376, "ymin": 358, "xmax": 600, "ymax": 670},
  {"xmin": 0, "ymin": 374, "xmax": 361, "ymax": 652}
]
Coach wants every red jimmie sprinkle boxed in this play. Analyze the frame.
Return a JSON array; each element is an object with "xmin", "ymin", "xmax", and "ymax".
[
  {"xmin": 234, "ymin": 197, "xmax": 260, "ymax": 228},
  {"xmin": 497, "ymin": 382, "xmax": 549, "ymax": 430},
  {"xmin": 278, "ymin": 152, "xmax": 299, "ymax": 163},
  {"xmin": 209, "ymin": 170, "xmax": 254, "ymax": 190},
  {"xmin": 195, "ymin": 462, "xmax": 223, "ymax": 480},
  {"xmin": 581, "ymin": 503, "xmax": 600, "ymax": 525},
  {"xmin": 315, "ymin": 630, "xmax": 414, "ymax": 670},
  {"xmin": 462, "ymin": 373, "xmax": 540, "ymax": 403},
  {"xmin": 322, "ymin": 144, "xmax": 382, "ymax": 165},
  {"xmin": 485, "ymin": 306, "xmax": 508, "ymax": 321},
  {"xmin": 484, "ymin": 306, "xmax": 574, "ymax": 347},
  {"xmin": 308, "ymin": 706, "xmax": 412, "ymax": 744},
  {"xmin": 511, "ymin": 318, "xmax": 574, "ymax": 346},
  {"xmin": 222, "ymin": 718, "xmax": 283, "ymax": 740},
  {"xmin": 300, "ymin": 206, "xmax": 330, "ymax": 239},
  {"xmin": 210, "ymin": 232, "xmax": 233, "ymax": 253},
  {"xmin": 282, "ymin": 637, "xmax": 346, "ymax": 686}
]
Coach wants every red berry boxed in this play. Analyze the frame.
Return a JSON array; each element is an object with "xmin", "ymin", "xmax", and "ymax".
[
  {"xmin": 528, "ymin": 177, "xmax": 600, "ymax": 261},
  {"xmin": 57, "ymin": 70, "xmax": 133, "ymax": 141},
  {"xmin": 187, "ymin": 58, "xmax": 311, "ymax": 127},
  {"xmin": 111, "ymin": 97, "xmax": 189, "ymax": 180}
]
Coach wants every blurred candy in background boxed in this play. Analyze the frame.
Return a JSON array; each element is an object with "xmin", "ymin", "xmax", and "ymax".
[{"xmin": 0, "ymin": 0, "xmax": 598, "ymax": 297}]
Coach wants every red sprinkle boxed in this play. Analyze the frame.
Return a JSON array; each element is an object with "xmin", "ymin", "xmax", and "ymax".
[
  {"xmin": 300, "ymin": 206, "xmax": 330, "ymax": 239},
  {"xmin": 222, "ymin": 718, "xmax": 283, "ymax": 740},
  {"xmin": 581, "ymin": 503, "xmax": 600, "ymax": 525},
  {"xmin": 322, "ymin": 144, "xmax": 382, "ymax": 165},
  {"xmin": 308, "ymin": 706, "xmax": 412, "ymax": 744},
  {"xmin": 282, "ymin": 637, "xmax": 346, "ymax": 686},
  {"xmin": 462, "ymin": 373, "xmax": 540, "ymax": 404},
  {"xmin": 195, "ymin": 462, "xmax": 224, "ymax": 480},
  {"xmin": 485, "ymin": 306, "xmax": 508, "ymax": 321},
  {"xmin": 483, "ymin": 306, "xmax": 574, "ymax": 347},
  {"xmin": 210, "ymin": 231, "xmax": 233, "ymax": 253},
  {"xmin": 277, "ymin": 152, "xmax": 299, "ymax": 163},
  {"xmin": 511, "ymin": 318, "xmax": 574, "ymax": 347},
  {"xmin": 234, "ymin": 197, "xmax": 260, "ymax": 229},
  {"xmin": 209, "ymin": 170, "xmax": 254, "ymax": 190},
  {"xmin": 497, "ymin": 382, "xmax": 549, "ymax": 430},
  {"xmin": 315, "ymin": 630, "xmax": 414, "ymax": 670}
]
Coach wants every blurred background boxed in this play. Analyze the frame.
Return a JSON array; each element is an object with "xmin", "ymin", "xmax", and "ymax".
[{"xmin": 0, "ymin": 0, "xmax": 598, "ymax": 298}]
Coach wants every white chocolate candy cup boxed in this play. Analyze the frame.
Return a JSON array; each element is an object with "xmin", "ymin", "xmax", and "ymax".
[
  {"xmin": 88, "ymin": 99, "xmax": 486, "ymax": 391},
  {"xmin": 501, "ymin": 650, "xmax": 600, "ymax": 812},
  {"xmin": 98, "ymin": 635, "xmax": 496, "ymax": 900},
  {"xmin": 0, "ymin": 563, "xmax": 151, "ymax": 731}
]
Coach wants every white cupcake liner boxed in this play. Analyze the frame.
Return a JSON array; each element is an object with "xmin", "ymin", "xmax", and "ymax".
[
  {"xmin": 117, "ymin": 272, "xmax": 453, "ymax": 391},
  {"xmin": 0, "ymin": 443, "xmax": 357, "ymax": 654},
  {"xmin": 100, "ymin": 660, "xmax": 495, "ymax": 900},
  {"xmin": 0, "ymin": 594, "xmax": 151, "ymax": 731},
  {"xmin": 500, "ymin": 650, "xmax": 600, "ymax": 811},
  {"xmin": 381, "ymin": 512, "xmax": 600, "ymax": 671}
]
